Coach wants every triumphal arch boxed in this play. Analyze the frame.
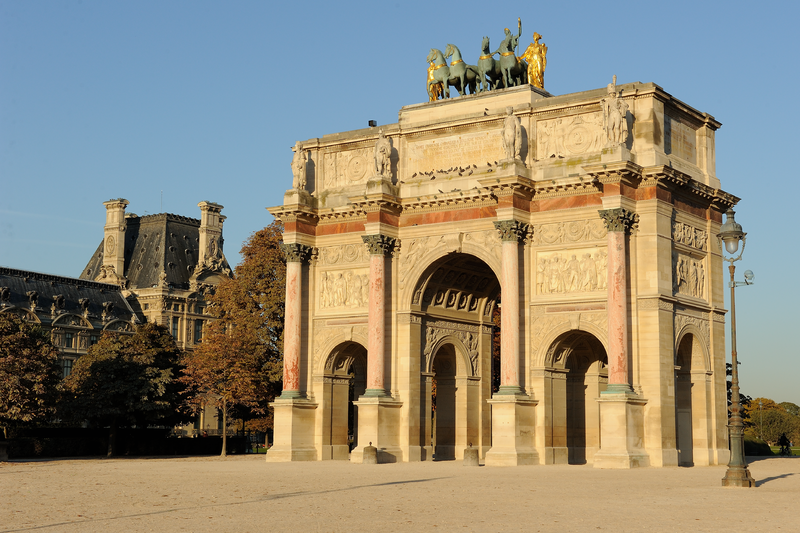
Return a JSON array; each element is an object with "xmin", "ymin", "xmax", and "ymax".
[{"xmin": 267, "ymin": 67, "xmax": 737, "ymax": 467}]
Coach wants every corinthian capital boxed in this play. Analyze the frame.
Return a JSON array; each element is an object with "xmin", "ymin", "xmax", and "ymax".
[
  {"xmin": 598, "ymin": 208, "xmax": 637, "ymax": 233},
  {"xmin": 362, "ymin": 234, "xmax": 398, "ymax": 256},
  {"xmin": 493, "ymin": 220, "xmax": 530, "ymax": 242},
  {"xmin": 281, "ymin": 243, "xmax": 314, "ymax": 263}
]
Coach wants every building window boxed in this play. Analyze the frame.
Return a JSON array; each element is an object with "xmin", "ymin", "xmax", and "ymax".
[
  {"xmin": 172, "ymin": 317, "xmax": 179, "ymax": 339},
  {"xmin": 194, "ymin": 319, "xmax": 203, "ymax": 343},
  {"xmin": 62, "ymin": 359, "xmax": 73, "ymax": 379},
  {"xmin": 90, "ymin": 335, "xmax": 99, "ymax": 346},
  {"xmin": 64, "ymin": 332, "xmax": 74, "ymax": 349},
  {"xmin": 144, "ymin": 303, "xmax": 149, "ymax": 310}
]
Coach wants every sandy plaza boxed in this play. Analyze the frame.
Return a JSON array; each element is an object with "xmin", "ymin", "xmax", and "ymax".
[{"xmin": 3, "ymin": 455, "xmax": 798, "ymax": 532}]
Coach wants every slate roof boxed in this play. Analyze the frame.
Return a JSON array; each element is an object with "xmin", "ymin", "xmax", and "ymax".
[
  {"xmin": 0, "ymin": 267, "xmax": 137, "ymax": 324},
  {"xmin": 80, "ymin": 213, "xmax": 228, "ymax": 290}
]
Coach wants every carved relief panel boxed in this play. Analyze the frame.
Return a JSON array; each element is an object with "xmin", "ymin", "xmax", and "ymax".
[
  {"xmin": 317, "ymin": 244, "xmax": 370, "ymax": 266},
  {"xmin": 535, "ymin": 247, "xmax": 607, "ymax": 295},
  {"xmin": 673, "ymin": 252, "xmax": 705, "ymax": 300},
  {"xmin": 529, "ymin": 218, "xmax": 607, "ymax": 246},
  {"xmin": 323, "ymin": 148, "xmax": 373, "ymax": 189},
  {"xmin": 537, "ymin": 112, "xmax": 605, "ymax": 159},
  {"xmin": 672, "ymin": 221, "xmax": 708, "ymax": 251},
  {"xmin": 318, "ymin": 269, "xmax": 369, "ymax": 310},
  {"xmin": 423, "ymin": 320, "xmax": 489, "ymax": 376}
]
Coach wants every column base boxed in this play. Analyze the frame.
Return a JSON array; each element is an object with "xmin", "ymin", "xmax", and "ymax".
[
  {"xmin": 593, "ymin": 391, "xmax": 650, "ymax": 469},
  {"xmin": 265, "ymin": 397, "xmax": 318, "ymax": 462},
  {"xmin": 484, "ymin": 395, "xmax": 539, "ymax": 466},
  {"xmin": 722, "ymin": 466, "xmax": 756, "ymax": 488},
  {"xmin": 350, "ymin": 396, "xmax": 403, "ymax": 464}
]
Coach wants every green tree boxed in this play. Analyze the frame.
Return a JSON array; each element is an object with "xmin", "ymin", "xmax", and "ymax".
[
  {"xmin": 0, "ymin": 313, "xmax": 61, "ymax": 439},
  {"xmin": 779, "ymin": 402, "xmax": 800, "ymax": 417},
  {"xmin": 181, "ymin": 221, "xmax": 285, "ymax": 456},
  {"xmin": 60, "ymin": 322, "xmax": 190, "ymax": 456}
]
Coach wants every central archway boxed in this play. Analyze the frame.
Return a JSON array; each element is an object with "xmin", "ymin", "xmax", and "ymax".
[{"xmin": 411, "ymin": 253, "xmax": 500, "ymax": 461}]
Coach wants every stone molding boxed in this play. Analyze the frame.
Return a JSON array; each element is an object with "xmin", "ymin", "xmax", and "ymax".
[{"xmin": 638, "ymin": 298, "xmax": 674, "ymax": 311}]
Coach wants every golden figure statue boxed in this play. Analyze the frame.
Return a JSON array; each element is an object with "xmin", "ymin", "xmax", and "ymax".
[
  {"xmin": 427, "ymin": 61, "xmax": 443, "ymax": 102},
  {"xmin": 521, "ymin": 32, "xmax": 547, "ymax": 90}
]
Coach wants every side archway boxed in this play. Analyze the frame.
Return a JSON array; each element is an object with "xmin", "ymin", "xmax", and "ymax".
[
  {"xmin": 318, "ymin": 341, "xmax": 367, "ymax": 460},
  {"xmin": 674, "ymin": 331, "xmax": 713, "ymax": 466}
]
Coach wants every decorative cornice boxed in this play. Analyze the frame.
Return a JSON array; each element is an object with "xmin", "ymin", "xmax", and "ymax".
[
  {"xmin": 584, "ymin": 161, "xmax": 643, "ymax": 186},
  {"xmin": 598, "ymin": 208, "xmax": 637, "ymax": 234},
  {"xmin": 494, "ymin": 220, "xmax": 530, "ymax": 242},
  {"xmin": 362, "ymin": 234, "xmax": 398, "ymax": 256},
  {"xmin": 532, "ymin": 176, "xmax": 603, "ymax": 199},
  {"xmin": 281, "ymin": 243, "xmax": 314, "ymax": 263}
]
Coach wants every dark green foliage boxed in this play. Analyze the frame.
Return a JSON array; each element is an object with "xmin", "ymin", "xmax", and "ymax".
[
  {"xmin": 60, "ymin": 323, "xmax": 191, "ymax": 454},
  {"xmin": 0, "ymin": 313, "xmax": 62, "ymax": 438}
]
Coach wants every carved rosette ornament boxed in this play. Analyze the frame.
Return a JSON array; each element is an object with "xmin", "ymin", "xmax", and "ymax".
[
  {"xmin": 281, "ymin": 243, "xmax": 314, "ymax": 263},
  {"xmin": 598, "ymin": 208, "xmax": 636, "ymax": 234},
  {"xmin": 493, "ymin": 220, "xmax": 530, "ymax": 242},
  {"xmin": 362, "ymin": 234, "xmax": 398, "ymax": 256}
]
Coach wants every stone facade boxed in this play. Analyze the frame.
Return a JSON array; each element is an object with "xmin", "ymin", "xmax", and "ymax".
[
  {"xmin": 0, "ymin": 267, "xmax": 138, "ymax": 377},
  {"xmin": 268, "ymin": 82, "xmax": 736, "ymax": 468},
  {"xmin": 80, "ymin": 199, "xmax": 232, "ymax": 352}
]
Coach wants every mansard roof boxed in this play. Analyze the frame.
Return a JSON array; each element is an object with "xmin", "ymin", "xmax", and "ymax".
[
  {"xmin": 0, "ymin": 267, "xmax": 137, "ymax": 326},
  {"xmin": 80, "ymin": 213, "xmax": 230, "ymax": 290}
]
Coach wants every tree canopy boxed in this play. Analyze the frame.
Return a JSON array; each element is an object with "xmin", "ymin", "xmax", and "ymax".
[
  {"xmin": 60, "ymin": 322, "xmax": 190, "ymax": 455},
  {"xmin": 0, "ymin": 313, "xmax": 61, "ymax": 438},
  {"xmin": 745, "ymin": 396, "xmax": 800, "ymax": 446},
  {"xmin": 181, "ymin": 221, "xmax": 285, "ymax": 454}
]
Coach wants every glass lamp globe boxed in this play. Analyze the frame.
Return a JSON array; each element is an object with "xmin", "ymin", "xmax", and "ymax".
[{"xmin": 719, "ymin": 209, "xmax": 745, "ymax": 255}]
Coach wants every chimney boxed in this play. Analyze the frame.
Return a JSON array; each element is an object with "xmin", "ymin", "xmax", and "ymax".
[
  {"xmin": 197, "ymin": 201, "xmax": 224, "ymax": 266},
  {"xmin": 102, "ymin": 198, "xmax": 129, "ymax": 277}
]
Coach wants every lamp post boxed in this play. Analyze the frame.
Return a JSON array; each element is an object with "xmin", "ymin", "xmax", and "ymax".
[{"xmin": 719, "ymin": 209, "xmax": 756, "ymax": 488}]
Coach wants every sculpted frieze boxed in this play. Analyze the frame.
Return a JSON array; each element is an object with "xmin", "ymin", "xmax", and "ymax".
[
  {"xmin": 423, "ymin": 320, "xmax": 484, "ymax": 376},
  {"xmin": 675, "ymin": 313, "xmax": 710, "ymax": 354},
  {"xmin": 536, "ymin": 248, "xmax": 607, "ymax": 295},
  {"xmin": 318, "ymin": 244, "xmax": 370, "ymax": 266},
  {"xmin": 538, "ymin": 112, "xmax": 605, "ymax": 159},
  {"xmin": 674, "ymin": 252, "xmax": 705, "ymax": 299},
  {"xmin": 319, "ymin": 269, "xmax": 369, "ymax": 310},
  {"xmin": 530, "ymin": 218, "xmax": 607, "ymax": 245},
  {"xmin": 323, "ymin": 148, "xmax": 373, "ymax": 189},
  {"xmin": 672, "ymin": 221, "xmax": 708, "ymax": 251}
]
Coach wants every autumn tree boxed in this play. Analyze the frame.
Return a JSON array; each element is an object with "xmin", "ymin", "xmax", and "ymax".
[
  {"xmin": 60, "ymin": 322, "xmax": 190, "ymax": 456},
  {"xmin": 746, "ymin": 397, "xmax": 800, "ymax": 445},
  {"xmin": 0, "ymin": 313, "xmax": 62, "ymax": 439},
  {"xmin": 181, "ymin": 221, "xmax": 285, "ymax": 456}
]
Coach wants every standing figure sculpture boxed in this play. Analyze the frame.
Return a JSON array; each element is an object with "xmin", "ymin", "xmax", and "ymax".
[
  {"xmin": 520, "ymin": 32, "xmax": 547, "ymax": 90},
  {"xmin": 493, "ymin": 19, "xmax": 528, "ymax": 88},
  {"xmin": 374, "ymin": 131, "xmax": 392, "ymax": 180},
  {"xmin": 601, "ymin": 75, "xmax": 630, "ymax": 146},
  {"xmin": 427, "ymin": 62, "xmax": 443, "ymax": 101},
  {"xmin": 501, "ymin": 106, "xmax": 522, "ymax": 161},
  {"xmin": 291, "ymin": 141, "xmax": 307, "ymax": 190}
]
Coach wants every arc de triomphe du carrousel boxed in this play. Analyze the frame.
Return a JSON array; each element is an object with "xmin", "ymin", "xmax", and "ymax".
[{"xmin": 266, "ymin": 28, "xmax": 737, "ymax": 468}]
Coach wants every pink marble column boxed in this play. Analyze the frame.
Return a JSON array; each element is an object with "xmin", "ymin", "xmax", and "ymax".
[
  {"xmin": 362, "ymin": 234, "xmax": 396, "ymax": 397},
  {"xmin": 494, "ymin": 220, "xmax": 528, "ymax": 395},
  {"xmin": 280, "ymin": 243, "xmax": 311, "ymax": 399},
  {"xmin": 598, "ymin": 208, "xmax": 635, "ymax": 393}
]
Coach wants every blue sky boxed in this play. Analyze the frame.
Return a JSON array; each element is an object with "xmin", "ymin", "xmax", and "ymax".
[{"xmin": 2, "ymin": 0, "xmax": 798, "ymax": 404}]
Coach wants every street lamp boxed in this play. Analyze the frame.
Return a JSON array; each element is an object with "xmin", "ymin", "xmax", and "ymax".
[{"xmin": 719, "ymin": 209, "xmax": 756, "ymax": 488}]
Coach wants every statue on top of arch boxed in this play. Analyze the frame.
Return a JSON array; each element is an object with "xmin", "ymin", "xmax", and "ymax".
[{"xmin": 601, "ymin": 75, "xmax": 630, "ymax": 147}]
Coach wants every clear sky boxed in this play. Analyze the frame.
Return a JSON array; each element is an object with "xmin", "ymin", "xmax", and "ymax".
[{"xmin": 2, "ymin": 1, "xmax": 798, "ymax": 404}]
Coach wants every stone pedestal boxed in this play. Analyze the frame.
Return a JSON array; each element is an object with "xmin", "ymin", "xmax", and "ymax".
[
  {"xmin": 350, "ymin": 396, "xmax": 403, "ymax": 463},
  {"xmin": 484, "ymin": 395, "xmax": 539, "ymax": 466},
  {"xmin": 463, "ymin": 447, "xmax": 480, "ymax": 466},
  {"xmin": 593, "ymin": 392, "xmax": 650, "ymax": 469},
  {"xmin": 265, "ymin": 398, "xmax": 318, "ymax": 462}
]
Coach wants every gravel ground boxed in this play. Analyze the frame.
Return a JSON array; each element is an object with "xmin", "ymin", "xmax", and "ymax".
[{"xmin": 3, "ymin": 455, "xmax": 798, "ymax": 532}]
